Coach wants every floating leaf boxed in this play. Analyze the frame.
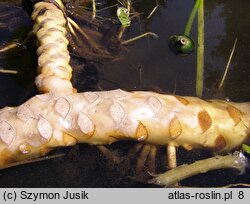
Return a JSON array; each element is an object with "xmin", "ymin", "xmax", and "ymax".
[
  {"xmin": 242, "ymin": 144, "xmax": 250, "ymax": 154},
  {"xmin": 117, "ymin": 7, "xmax": 131, "ymax": 28}
]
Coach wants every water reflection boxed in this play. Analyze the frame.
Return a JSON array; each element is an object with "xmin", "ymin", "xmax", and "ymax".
[
  {"xmin": 205, "ymin": 0, "xmax": 250, "ymax": 101},
  {"xmin": 0, "ymin": 2, "xmax": 36, "ymax": 107}
]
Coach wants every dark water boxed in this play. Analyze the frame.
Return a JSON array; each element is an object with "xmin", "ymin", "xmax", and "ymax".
[{"xmin": 0, "ymin": 0, "xmax": 250, "ymax": 187}]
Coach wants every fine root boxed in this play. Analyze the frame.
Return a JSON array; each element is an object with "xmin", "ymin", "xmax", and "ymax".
[
  {"xmin": 122, "ymin": 32, "xmax": 159, "ymax": 45},
  {"xmin": 218, "ymin": 38, "xmax": 238, "ymax": 90},
  {"xmin": 92, "ymin": 0, "xmax": 96, "ymax": 19},
  {"xmin": 97, "ymin": 145, "xmax": 121, "ymax": 164},
  {"xmin": 147, "ymin": 145, "xmax": 157, "ymax": 174},
  {"xmin": 0, "ymin": 68, "xmax": 18, "ymax": 74},
  {"xmin": 147, "ymin": 0, "xmax": 159, "ymax": 20},
  {"xmin": 0, "ymin": 153, "xmax": 65, "ymax": 170},
  {"xmin": 136, "ymin": 144, "xmax": 151, "ymax": 177},
  {"xmin": 147, "ymin": 5, "xmax": 158, "ymax": 19}
]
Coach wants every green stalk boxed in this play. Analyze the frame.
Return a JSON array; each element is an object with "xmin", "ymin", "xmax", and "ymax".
[
  {"xmin": 149, "ymin": 152, "xmax": 247, "ymax": 187},
  {"xmin": 196, "ymin": 0, "xmax": 204, "ymax": 97},
  {"xmin": 184, "ymin": 0, "xmax": 201, "ymax": 36}
]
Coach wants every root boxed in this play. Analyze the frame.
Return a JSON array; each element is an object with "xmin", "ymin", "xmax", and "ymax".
[
  {"xmin": 0, "ymin": 31, "xmax": 33, "ymax": 53},
  {"xmin": 147, "ymin": 145, "xmax": 157, "ymax": 174},
  {"xmin": 218, "ymin": 38, "xmax": 238, "ymax": 90},
  {"xmin": 97, "ymin": 145, "xmax": 121, "ymax": 164},
  {"xmin": 166, "ymin": 144, "xmax": 177, "ymax": 169},
  {"xmin": 97, "ymin": 4, "xmax": 119, "ymax": 12},
  {"xmin": 66, "ymin": 15, "xmax": 116, "ymax": 61},
  {"xmin": 0, "ymin": 68, "xmax": 18, "ymax": 74},
  {"xmin": 136, "ymin": 145, "xmax": 151, "ymax": 178},
  {"xmin": 129, "ymin": 143, "xmax": 143, "ymax": 154},
  {"xmin": 147, "ymin": 0, "xmax": 159, "ymax": 20},
  {"xmin": 166, "ymin": 144, "xmax": 179, "ymax": 186},
  {"xmin": 147, "ymin": 5, "xmax": 158, "ymax": 20},
  {"xmin": 68, "ymin": 17, "xmax": 108, "ymax": 54},
  {"xmin": 68, "ymin": 17, "xmax": 92, "ymax": 42},
  {"xmin": 67, "ymin": 18, "xmax": 76, "ymax": 37},
  {"xmin": 118, "ymin": 27, "xmax": 126, "ymax": 40},
  {"xmin": 149, "ymin": 151, "xmax": 248, "ymax": 187},
  {"xmin": 0, "ymin": 153, "xmax": 65, "ymax": 170},
  {"xmin": 0, "ymin": 42, "xmax": 17, "ymax": 52},
  {"xmin": 92, "ymin": 0, "xmax": 96, "ymax": 19},
  {"xmin": 122, "ymin": 32, "xmax": 159, "ymax": 45}
]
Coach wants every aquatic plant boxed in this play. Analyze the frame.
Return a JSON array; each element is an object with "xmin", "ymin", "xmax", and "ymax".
[
  {"xmin": 168, "ymin": 0, "xmax": 202, "ymax": 55},
  {"xmin": 0, "ymin": 0, "xmax": 249, "ymax": 187}
]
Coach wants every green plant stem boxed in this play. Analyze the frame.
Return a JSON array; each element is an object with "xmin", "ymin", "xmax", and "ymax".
[
  {"xmin": 149, "ymin": 152, "xmax": 247, "ymax": 187},
  {"xmin": 184, "ymin": 0, "xmax": 201, "ymax": 36},
  {"xmin": 196, "ymin": 0, "xmax": 204, "ymax": 97}
]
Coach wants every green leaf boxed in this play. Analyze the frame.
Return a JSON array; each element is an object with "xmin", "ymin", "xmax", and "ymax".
[
  {"xmin": 242, "ymin": 144, "xmax": 250, "ymax": 154},
  {"xmin": 117, "ymin": 7, "xmax": 131, "ymax": 28}
]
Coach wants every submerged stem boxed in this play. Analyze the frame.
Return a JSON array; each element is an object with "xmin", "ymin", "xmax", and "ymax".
[
  {"xmin": 196, "ymin": 0, "xmax": 204, "ymax": 97},
  {"xmin": 184, "ymin": 0, "xmax": 201, "ymax": 36},
  {"xmin": 149, "ymin": 151, "xmax": 247, "ymax": 187}
]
